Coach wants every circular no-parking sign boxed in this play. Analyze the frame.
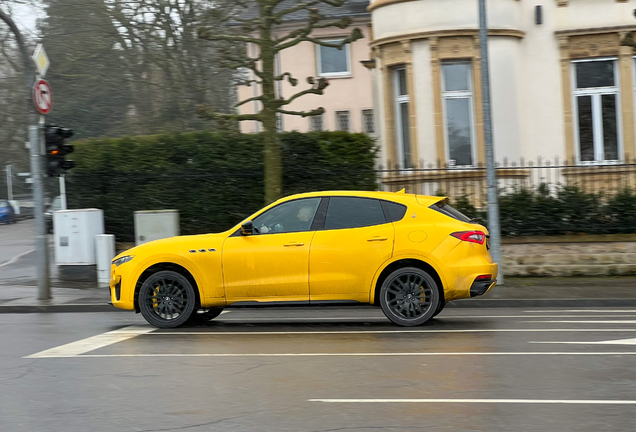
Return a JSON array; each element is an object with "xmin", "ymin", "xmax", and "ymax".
[{"xmin": 33, "ymin": 79, "xmax": 52, "ymax": 115}]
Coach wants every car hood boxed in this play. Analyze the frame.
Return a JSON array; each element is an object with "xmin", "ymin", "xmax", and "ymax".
[{"xmin": 114, "ymin": 232, "xmax": 228, "ymax": 262}]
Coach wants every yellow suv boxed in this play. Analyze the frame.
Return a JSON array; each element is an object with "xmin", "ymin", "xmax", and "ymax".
[{"xmin": 110, "ymin": 191, "xmax": 497, "ymax": 328}]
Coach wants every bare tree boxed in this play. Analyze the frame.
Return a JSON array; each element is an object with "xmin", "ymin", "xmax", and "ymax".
[
  {"xmin": 0, "ymin": 1, "xmax": 34, "ymax": 174},
  {"xmin": 197, "ymin": 0, "xmax": 362, "ymax": 204}
]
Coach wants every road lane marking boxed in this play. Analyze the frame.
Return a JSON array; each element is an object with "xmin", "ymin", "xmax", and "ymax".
[
  {"xmin": 30, "ymin": 352, "xmax": 636, "ymax": 359},
  {"xmin": 25, "ymin": 325, "xmax": 156, "ymax": 358},
  {"xmin": 524, "ymin": 310, "xmax": 636, "ymax": 313},
  {"xmin": 532, "ymin": 338, "xmax": 636, "ymax": 346},
  {"xmin": 525, "ymin": 320, "xmax": 636, "ymax": 324},
  {"xmin": 0, "ymin": 249, "xmax": 35, "ymax": 268},
  {"xmin": 149, "ymin": 328, "xmax": 636, "ymax": 336},
  {"xmin": 218, "ymin": 314, "xmax": 636, "ymax": 321},
  {"xmin": 308, "ymin": 399, "xmax": 636, "ymax": 405}
]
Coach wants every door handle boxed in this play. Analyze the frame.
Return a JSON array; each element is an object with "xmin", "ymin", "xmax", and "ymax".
[
  {"xmin": 367, "ymin": 237, "xmax": 388, "ymax": 242},
  {"xmin": 283, "ymin": 242, "xmax": 304, "ymax": 247}
]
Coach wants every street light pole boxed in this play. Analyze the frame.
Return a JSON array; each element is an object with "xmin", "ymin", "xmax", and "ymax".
[{"xmin": 478, "ymin": 0, "xmax": 504, "ymax": 284}]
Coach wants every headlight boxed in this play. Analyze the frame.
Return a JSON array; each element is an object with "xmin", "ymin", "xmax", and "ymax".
[{"xmin": 112, "ymin": 255, "xmax": 134, "ymax": 267}]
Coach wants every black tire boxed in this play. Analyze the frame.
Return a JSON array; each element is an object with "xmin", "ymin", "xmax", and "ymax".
[
  {"xmin": 379, "ymin": 267, "xmax": 440, "ymax": 326},
  {"xmin": 432, "ymin": 299, "xmax": 446, "ymax": 318},
  {"xmin": 188, "ymin": 307, "xmax": 224, "ymax": 323},
  {"xmin": 139, "ymin": 270, "xmax": 196, "ymax": 328}
]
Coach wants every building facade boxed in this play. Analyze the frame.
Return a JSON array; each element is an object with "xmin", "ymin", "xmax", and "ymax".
[
  {"xmin": 369, "ymin": 0, "xmax": 636, "ymax": 194},
  {"xmin": 237, "ymin": 1, "xmax": 375, "ymax": 134}
]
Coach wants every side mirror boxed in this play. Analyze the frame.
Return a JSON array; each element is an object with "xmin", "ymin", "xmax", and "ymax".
[{"xmin": 241, "ymin": 220, "xmax": 254, "ymax": 236}]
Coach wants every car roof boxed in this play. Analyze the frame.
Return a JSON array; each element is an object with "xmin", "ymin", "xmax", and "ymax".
[{"xmin": 278, "ymin": 191, "xmax": 444, "ymax": 207}]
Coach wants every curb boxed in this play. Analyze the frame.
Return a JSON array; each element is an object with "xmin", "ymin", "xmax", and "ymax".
[
  {"xmin": 0, "ymin": 304, "xmax": 119, "ymax": 313},
  {"xmin": 449, "ymin": 298, "xmax": 636, "ymax": 308},
  {"xmin": 2, "ymin": 299, "xmax": 636, "ymax": 313}
]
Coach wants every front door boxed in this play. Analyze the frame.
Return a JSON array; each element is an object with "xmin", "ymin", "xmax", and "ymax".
[
  {"xmin": 309, "ymin": 197, "xmax": 394, "ymax": 302},
  {"xmin": 222, "ymin": 198, "xmax": 322, "ymax": 303}
]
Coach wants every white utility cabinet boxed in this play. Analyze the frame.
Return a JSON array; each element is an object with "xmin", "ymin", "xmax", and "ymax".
[
  {"xmin": 134, "ymin": 210, "xmax": 180, "ymax": 246},
  {"xmin": 54, "ymin": 209, "xmax": 104, "ymax": 265}
]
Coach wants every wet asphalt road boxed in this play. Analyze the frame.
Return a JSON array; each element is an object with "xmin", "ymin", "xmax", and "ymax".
[{"xmin": 1, "ymin": 307, "xmax": 636, "ymax": 431}]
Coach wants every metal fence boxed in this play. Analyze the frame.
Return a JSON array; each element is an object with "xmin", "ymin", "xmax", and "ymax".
[
  {"xmin": 376, "ymin": 159, "xmax": 636, "ymax": 236},
  {"xmin": 377, "ymin": 158, "xmax": 636, "ymax": 205}
]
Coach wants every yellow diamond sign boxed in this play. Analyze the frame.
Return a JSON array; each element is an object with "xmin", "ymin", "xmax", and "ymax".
[{"xmin": 32, "ymin": 44, "xmax": 49, "ymax": 77}]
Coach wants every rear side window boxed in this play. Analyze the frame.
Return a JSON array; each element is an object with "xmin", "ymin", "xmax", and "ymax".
[
  {"xmin": 429, "ymin": 200, "xmax": 472, "ymax": 223},
  {"xmin": 324, "ymin": 197, "xmax": 386, "ymax": 230},
  {"xmin": 381, "ymin": 200, "xmax": 407, "ymax": 222}
]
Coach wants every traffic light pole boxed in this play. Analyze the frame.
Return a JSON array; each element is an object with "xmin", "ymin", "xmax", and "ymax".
[{"xmin": 29, "ymin": 110, "xmax": 51, "ymax": 300}]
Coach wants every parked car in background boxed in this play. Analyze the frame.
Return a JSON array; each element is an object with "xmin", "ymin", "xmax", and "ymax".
[
  {"xmin": 0, "ymin": 200, "xmax": 17, "ymax": 224},
  {"xmin": 45, "ymin": 196, "xmax": 62, "ymax": 232}
]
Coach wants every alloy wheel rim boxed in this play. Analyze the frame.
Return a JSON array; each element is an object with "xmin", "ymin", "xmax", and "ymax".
[
  {"xmin": 384, "ymin": 273, "xmax": 432, "ymax": 321},
  {"xmin": 146, "ymin": 277, "xmax": 188, "ymax": 320}
]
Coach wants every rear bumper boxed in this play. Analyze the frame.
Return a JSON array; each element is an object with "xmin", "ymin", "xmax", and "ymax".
[{"xmin": 470, "ymin": 279, "xmax": 497, "ymax": 297}]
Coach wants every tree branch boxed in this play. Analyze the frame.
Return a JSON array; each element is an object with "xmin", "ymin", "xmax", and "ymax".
[
  {"xmin": 197, "ymin": 104, "xmax": 261, "ymax": 121},
  {"xmin": 277, "ymin": 107, "xmax": 325, "ymax": 117},
  {"xmin": 235, "ymin": 95, "xmax": 264, "ymax": 108},
  {"xmin": 198, "ymin": 27, "xmax": 259, "ymax": 44}
]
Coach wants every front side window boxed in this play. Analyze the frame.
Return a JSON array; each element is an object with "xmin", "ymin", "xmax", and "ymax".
[
  {"xmin": 324, "ymin": 197, "xmax": 386, "ymax": 230},
  {"xmin": 317, "ymin": 40, "xmax": 350, "ymax": 76},
  {"xmin": 336, "ymin": 110, "xmax": 350, "ymax": 131},
  {"xmin": 442, "ymin": 61, "xmax": 475, "ymax": 167},
  {"xmin": 574, "ymin": 59, "xmax": 619, "ymax": 163},
  {"xmin": 393, "ymin": 68, "xmax": 412, "ymax": 169},
  {"xmin": 253, "ymin": 198, "xmax": 321, "ymax": 234}
]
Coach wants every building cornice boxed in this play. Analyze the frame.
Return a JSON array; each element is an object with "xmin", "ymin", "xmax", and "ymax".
[
  {"xmin": 555, "ymin": 24, "xmax": 636, "ymax": 37},
  {"xmin": 368, "ymin": 0, "xmax": 520, "ymax": 12},
  {"xmin": 370, "ymin": 28, "xmax": 525, "ymax": 48}
]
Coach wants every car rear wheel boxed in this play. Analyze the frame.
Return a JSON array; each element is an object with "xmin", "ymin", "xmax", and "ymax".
[
  {"xmin": 379, "ymin": 267, "xmax": 440, "ymax": 326},
  {"xmin": 139, "ymin": 270, "xmax": 196, "ymax": 328},
  {"xmin": 433, "ymin": 299, "xmax": 446, "ymax": 318}
]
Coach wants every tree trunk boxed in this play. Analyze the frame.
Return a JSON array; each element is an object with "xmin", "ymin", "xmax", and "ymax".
[{"xmin": 260, "ymin": 5, "xmax": 282, "ymax": 205}]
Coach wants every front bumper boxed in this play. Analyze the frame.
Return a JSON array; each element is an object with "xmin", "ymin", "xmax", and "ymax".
[{"xmin": 109, "ymin": 263, "xmax": 136, "ymax": 310}]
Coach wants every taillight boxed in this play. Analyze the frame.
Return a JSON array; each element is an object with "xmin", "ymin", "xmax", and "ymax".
[
  {"xmin": 451, "ymin": 230, "xmax": 486, "ymax": 245},
  {"xmin": 475, "ymin": 274, "xmax": 492, "ymax": 281}
]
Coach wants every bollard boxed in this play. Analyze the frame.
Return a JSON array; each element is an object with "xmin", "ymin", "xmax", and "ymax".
[{"xmin": 95, "ymin": 234, "xmax": 116, "ymax": 284}]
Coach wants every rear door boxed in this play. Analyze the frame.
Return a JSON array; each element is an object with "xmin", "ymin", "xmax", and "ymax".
[{"xmin": 309, "ymin": 197, "xmax": 394, "ymax": 302}]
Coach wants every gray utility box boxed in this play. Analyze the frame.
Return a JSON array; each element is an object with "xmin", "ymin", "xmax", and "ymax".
[
  {"xmin": 54, "ymin": 209, "xmax": 105, "ymax": 265},
  {"xmin": 134, "ymin": 210, "xmax": 180, "ymax": 246}
]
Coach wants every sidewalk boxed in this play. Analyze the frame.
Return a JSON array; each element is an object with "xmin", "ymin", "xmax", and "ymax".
[{"xmin": 0, "ymin": 277, "xmax": 635, "ymax": 313}]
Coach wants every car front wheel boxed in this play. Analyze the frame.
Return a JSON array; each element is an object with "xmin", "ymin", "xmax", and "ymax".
[
  {"xmin": 139, "ymin": 270, "xmax": 196, "ymax": 328},
  {"xmin": 379, "ymin": 267, "xmax": 440, "ymax": 326}
]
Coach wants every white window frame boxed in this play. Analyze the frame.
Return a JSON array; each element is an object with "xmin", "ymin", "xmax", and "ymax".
[
  {"xmin": 572, "ymin": 57, "xmax": 622, "ymax": 165},
  {"xmin": 393, "ymin": 67, "xmax": 412, "ymax": 169},
  {"xmin": 316, "ymin": 39, "xmax": 351, "ymax": 77},
  {"xmin": 335, "ymin": 110, "xmax": 351, "ymax": 132},
  {"xmin": 441, "ymin": 61, "xmax": 477, "ymax": 168},
  {"xmin": 362, "ymin": 109, "xmax": 375, "ymax": 135}
]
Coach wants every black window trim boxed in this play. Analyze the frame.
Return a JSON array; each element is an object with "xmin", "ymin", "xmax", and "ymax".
[{"xmin": 230, "ymin": 195, "xmax": 408, "ymax": 236}]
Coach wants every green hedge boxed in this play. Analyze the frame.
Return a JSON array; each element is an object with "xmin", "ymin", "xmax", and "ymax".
[
  {"xmin": 450, "ymin": 184, "xmax": 636, "ymax": 236},
  {"xmin": 66, "ymin": 131, "xmax": 377, "ymax": 241}
]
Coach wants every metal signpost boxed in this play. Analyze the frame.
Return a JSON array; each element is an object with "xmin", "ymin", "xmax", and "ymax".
[
  {"xmin": 30, "ymin": 44, "xmax": 52, "ymax": 300},
  {"xmin": 478, "ymin": 0, "xmax": 503, "ymax": 284}
]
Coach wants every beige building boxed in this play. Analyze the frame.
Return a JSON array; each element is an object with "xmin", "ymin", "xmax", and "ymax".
[
  {"xmin": 369, "ymin": 0, "xmax": 636, "ymax": 176},
  {"xmin": 237, "ymin": 1, "xmax": 375, "ymax": 134}
]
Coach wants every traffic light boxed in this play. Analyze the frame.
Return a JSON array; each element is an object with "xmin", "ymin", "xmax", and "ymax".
[{"xmin": 44, "ymin": 124, "xmax": 75, "ymax": 177}]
